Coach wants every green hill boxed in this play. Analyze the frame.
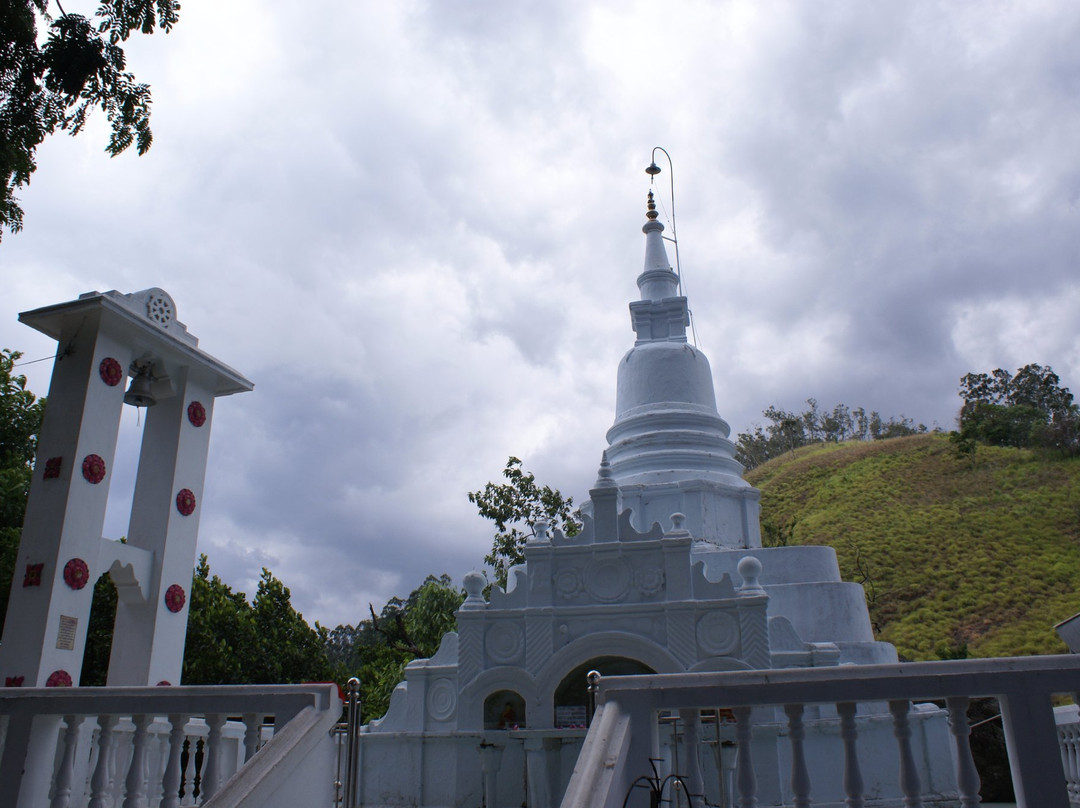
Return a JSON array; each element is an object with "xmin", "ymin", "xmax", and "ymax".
[{"xmin": 745, "ymin": 433, "xmax": 1080, "ymax": 661}]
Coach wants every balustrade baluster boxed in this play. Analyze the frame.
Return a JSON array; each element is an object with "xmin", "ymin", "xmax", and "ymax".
[
  {"xmin": 1062, "ymin": 724, "xmax": 1080, "ymax": 803},
  {"xmin": 49, "ymin": 714, "xmax": 84, "ymax": 808},
  {"xmin": 88, "ymin": 714, "xmax": 118, "ymax": 808},
  {"xmin": 889, "ymin": 700, "xmax": 923, "ymax": 808},
  {"xmin": 783, "ymin": 704, "xmax": 811, "ymax": 808},
  {"xmin": 945, "ymin": 697, "xmax": 981, "ymax": 807},
  {"xmin": 179, "ymin": 736, "xmax": 197, "ymax": 807},
  {"xmin": 122, "ymin": 714, "xmax": 152, "ymax": 808},
  {"xmin": 160, "ymin": 714, "xmax": 187, "ymax": 808},
  {"xmin": 732, "ymin": 706, "xmax": 757, "ymax": 808},
  {"xmin": 836, "ymin": 702, "xmax": 865, "ymax": 808},
  {"xmin": 243, "ymin": 713, "xmax": 260, "ymax": 763},
  {"xmin": 1070, "ymin": 722, "xmax": 1080, "ymax": 803},
  {"xmin": 201, "ymin": 713, "xmax": 226, "ymax": 800}
]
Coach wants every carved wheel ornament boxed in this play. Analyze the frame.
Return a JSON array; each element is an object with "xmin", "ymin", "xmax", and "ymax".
[{"xmin": 147, "ymin": 293, "xmax": 174, "ymax": 324}]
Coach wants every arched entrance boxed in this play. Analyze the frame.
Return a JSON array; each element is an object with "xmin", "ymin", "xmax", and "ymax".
[{"xmin": 553, "ymin": 656, "xmax": 654, "ymax": 728}]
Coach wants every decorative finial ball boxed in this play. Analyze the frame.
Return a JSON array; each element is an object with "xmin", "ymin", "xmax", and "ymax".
[
  {"xmin": 671, "ymin": 512, "xmax": 686, "ymax": 531},
  {"xmin": 463, "ymin": 570, "xmax": 486, "ymax": 600},
  {"xmin": 347, "ymin": 677, "xmax": 360, "ymax": 693},
  {"xmin": 737, "ymin": 556, "xmax": 763, "ymax": 587}
]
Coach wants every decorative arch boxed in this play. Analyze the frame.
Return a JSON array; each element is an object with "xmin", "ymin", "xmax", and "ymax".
[
  {"xmin": 533, "ymin": 632, "xmax": 684, "ymax": 729},
  {"xmin": 459, "ymin": 666, "xmax": 537, "ymax": 732}
]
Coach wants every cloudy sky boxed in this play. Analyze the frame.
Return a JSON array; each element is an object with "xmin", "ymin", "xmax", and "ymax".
[{"xmin": 3, "ymin": 1, "xmax": 1078, "ymax": 628}]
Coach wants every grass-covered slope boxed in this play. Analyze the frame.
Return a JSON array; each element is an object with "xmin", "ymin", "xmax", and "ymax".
[{"xmin": 744, "ymin": 433, "xmax": 1080, "ymax": 661}]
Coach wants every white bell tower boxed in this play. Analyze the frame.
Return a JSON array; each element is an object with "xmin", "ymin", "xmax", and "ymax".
[{"xmin": 0, "ymin": 288, "xmax": 252, "ymax": 687}]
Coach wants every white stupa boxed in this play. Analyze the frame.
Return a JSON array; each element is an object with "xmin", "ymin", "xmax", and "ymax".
[{"xmin": 352, "ymin": 190, "xmax": 953, "ymax": 807}]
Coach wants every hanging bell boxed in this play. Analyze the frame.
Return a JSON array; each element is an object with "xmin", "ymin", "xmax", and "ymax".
[{"xmin": 123, "ymin": 368, "xmax": 157, "ymax": 408}]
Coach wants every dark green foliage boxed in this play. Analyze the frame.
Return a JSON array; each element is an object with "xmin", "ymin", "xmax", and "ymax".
[
  {"xmin": 80, "ymin": 572, "xmax": 118, "ymax": 686},
  {"xmin": 326, "ymin": 574, "xmax": 464, "ymax": 722},
  {"xmin": 737, "ymin": 399, "xmax": 927, "ymax": 470},
  {"xmin": 182, "ymin": 555, "xmax": 339, "ymax": 685},
  {"xmin": 0, "ymin": 349, "xmax": 46, "ymax": 628},
  {"xmin": 470, "ymin": 456, "xmax": 581, "ymax": 589},
  {"xmin": 957, "ymin": 363, "xmax": 1079, "ymax": 455},
  {"xmin": 1, "ymin": 0, "xmax": 179, "ymax": 237}
]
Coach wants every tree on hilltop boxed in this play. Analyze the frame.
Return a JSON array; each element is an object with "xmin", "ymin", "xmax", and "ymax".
[
  {"xmin": 957, "ymin": 363, "xmax": 1079, "ymax": 455},
  {"xmin": 736, "ymin": 399, "xmax": 927, "ymax": 470}
]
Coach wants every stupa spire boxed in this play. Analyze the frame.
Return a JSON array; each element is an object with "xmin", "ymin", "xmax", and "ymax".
[{"xmin": 638, "ymin": 191, "xmax": 680, "ymax": 302}]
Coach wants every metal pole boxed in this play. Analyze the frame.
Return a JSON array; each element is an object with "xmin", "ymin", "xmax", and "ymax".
[
  {"xmin": 587, "ymin": 670, "xmax": 601, "ymax": 727},
  {"xmin": 344, "ymin": 677, "xmax": 361, "ymax": 807}
]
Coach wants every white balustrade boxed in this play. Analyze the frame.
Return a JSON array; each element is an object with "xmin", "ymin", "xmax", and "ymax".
[
  {"xmin": 1055, "ymin": 703, "xmax": 1080, "ymax": 806},
  {"xmin": 563, "ymin": 654, "xmax": 1080, "ymax": 808},
  {"xmin": 0, "ymin": 684, "xmax": 339, "ymax": 808}
]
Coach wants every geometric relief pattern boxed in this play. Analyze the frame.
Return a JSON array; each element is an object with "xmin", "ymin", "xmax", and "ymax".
[
  {"xmin": 459, "ymin": 629, "xmax": 483, "ymax": 685},
  {"xmin": 426, "ymin": 677, "xmax": 457, "ymax": 722},
  {"xmin": 525, "ymin": 618, "xmax": 553, "ymax": 674},
  {"xmin": 738, "ymin": 606, "xmax": 770, "ymax": 669},
  {"xmin": 667, "ymin": 611, "xmax": 697, "ymax": 668},
  {"xmin": 696, "ymin": 611, "xmax": 739, "ymax": 656},
  {"xmin": 486, "ymin": 621, "xmax": 524, "ymax": 665}
]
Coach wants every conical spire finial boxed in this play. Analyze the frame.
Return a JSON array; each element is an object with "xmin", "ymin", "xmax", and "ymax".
[
  {"xmin": 638, "ymin": 191, "xmax": 678, "ymax": 302},
  {"xmin": 646, "ymin": 190, "xmax": 659, "ymax": 221}
]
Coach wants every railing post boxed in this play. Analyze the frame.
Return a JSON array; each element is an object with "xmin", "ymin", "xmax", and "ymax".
[
  {"xmin": 87, "ymin": 714, "xmax": 118, "ymax": 808},
  {"xmin": 122, "ymin": 714, "xmax": 152, "ymax": 808},
  {"xmin": 732, "ymin": 706, "xmax": 757, "ymax": 808},
  {"xmin": 888, "ymin": 700, "xmax": 924, "ymax": 808},
  {"xmin": 836, "ymin": 702, "xmax": 865, "ymax": 808},
  {"xmin": 1000, "ymin": 687, "xmax": 1071, "ymax": 808},
  {"xmin": 344, "ymin": 677, "xmax": 361, "ymax": 808},
  {"xmin": 160, "ymin": 714, "xmax": 186, "ymax": 808},
  {"xmin": 242, "ymin": 713, "xmax": 261, "ymax": 764},
  {"xmin": 945, "ymin": 697, "xmax": 981, "ymax": 807},
  {"xmin": 49, "ymin": 714, "xmax": 85, "ymax": 808},
  {"xmin": 201, "ymin": 713, "xmax": 226, "ymax": 801},
  {"xmin": 783, "ymin": 704, "xmax": 810, "ymax": 808},
  {"xmin": 678, "ymin": 708, "xmax": 706, "ymax": 808}
]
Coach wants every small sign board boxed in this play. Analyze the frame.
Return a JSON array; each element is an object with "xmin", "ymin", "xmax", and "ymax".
[
  {"xmin": 555, "ymin": 705, "xmax": 587, "ymax": 729},
  {"xmin": 56, "ymin": 615, "xmax": 78, "ymax": 650}
]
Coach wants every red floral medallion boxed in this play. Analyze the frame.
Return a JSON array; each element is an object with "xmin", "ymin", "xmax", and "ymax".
[
  {"xmin": 99, "ymin": 357, "xmax": 123, "ymax": 387},
  {"xmin": 5, "ymin": 676, "xmax": 24, "ymax": 687},
  {"xmin": 176, "ymin": 488, "xmax": 196, "ymax": 516},
  {"xmin": 63, "ymin": 558, "xmax": 90, "ymax": 590},
  {"xmin": 23, "ymin": 563, "xmax": 44, "ymax": 587},
  {"xmin": 82, "ymin": 454, "xmax": 106, "ymax": 484},
  {"xmin": 46, "ymin": 670, "xmax": 73, "ymax": 688},
  {"xmin": 187, "ymin": 401, "xmax": 207, "ymax": 427},
  {"xmin": 157, "ymin": 680, "xmax": 172, "ymax": 686},
  {"xmin": 165, "ymin": 584, "xmax": 186, "ymax": 613},
  {"xmin": 43, "ymin": 456, "xmax": 62, "ymax": 479}
]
